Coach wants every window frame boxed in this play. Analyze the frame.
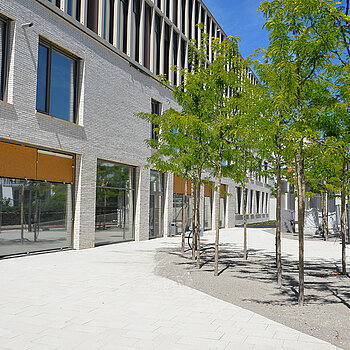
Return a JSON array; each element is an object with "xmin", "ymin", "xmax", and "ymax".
[
  {"xmin": 36, "ymin": 39, "xmax": 79, "ymax": 123},
  {"xmin": 151, "ymin": 99, "xmax": 162, "ymax": 142},
  {"xmin": 0, "ymin": 16, "xmax": 10, "ymax": 102}
]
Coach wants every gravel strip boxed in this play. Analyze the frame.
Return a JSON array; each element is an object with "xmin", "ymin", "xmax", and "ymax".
[{"xmin": 155, "ymin": 239, "xmax": 350, "ymax": 349}]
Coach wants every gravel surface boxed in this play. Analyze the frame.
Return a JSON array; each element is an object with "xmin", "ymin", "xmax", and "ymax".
[{"xmin": 155, "ymin": 237, "xmax": 350, "ymax": 349}]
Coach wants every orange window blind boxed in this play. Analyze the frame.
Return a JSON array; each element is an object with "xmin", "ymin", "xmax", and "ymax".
[
  {"xmin": 0, "ymin": 141, "xmax": 37, "ymax": 180},
  {"xmin": 173, "ymin": 175, "xmax": 191, "ymax": 195}
]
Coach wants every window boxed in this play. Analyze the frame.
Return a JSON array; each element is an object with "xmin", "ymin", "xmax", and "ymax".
[
  {"xmin": 236, "ymin": 187, "xmax": 242, "ymax": 214},
  {"xmin": 103, "ymin": 0, "xmax": 115, "ymax": 44},
  {"xmin": 256, "ymin": 191, "xmax": 260, "ymax": 213},
  {"xmin": 0, "ymin": 17, "xmax": 8, "ymax": 101},
  {"xmin": 154, "ymin": 14, "xmax": 162, "ymax": 75},
  {"xmin": 48, "ymin": 0, "xmax": 61, "ymax": 7},
  {"xmin": 66, "ymin": 0, "xmax": 82, "ymax": 21},
  {"xmin": 133, "ymin": 0, "xmax": 141, "ymax": 62},
  {"xmin": 188, "ymin": 0, "xmax": 193, "ymax": 40},
  {"xmin": 87, "ymin": 0, "xmax": 99, "ymax": 33},
  {"xmin": 144, "ymin": 3, "xmax": 152, "ymax": 69},
  {"xmin": 119, "ymin": 0, "xmax": 129, "ymax": 54},
  {"xmin": 151, "ymin": 100, "xmax": 161, "ymax": 142},
  {"xmin": 36, "ymin": 41, "xmax": 78, "ymax": 123},
  {"xmin": 181, "ymin": 0, "xmax": 186, "ymax": 33},
  {"xmin": 164, "ymin": 23, "xmax": 170, "ymax": 79},
  {"xmin": 95, "ymin": 161, "xmax": 135, "ymax": 245},
  {"xmin": 173, "ymin": 32, "xmax": 179, "ymax": 85},
  {"xmin": 150, "ymin": 170, "xmax": 164, "ymax": 238},
  {"xmin": 173, "ymin": 0, "xmax": 178, "ymax": 26}
]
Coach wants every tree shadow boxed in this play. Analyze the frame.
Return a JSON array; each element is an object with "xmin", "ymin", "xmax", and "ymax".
[{"xmin": 157, "ymin": 242, "xmax": 350, "ymax": 308}]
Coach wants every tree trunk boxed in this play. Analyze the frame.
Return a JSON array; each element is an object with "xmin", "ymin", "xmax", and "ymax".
[
  {"xmin": 214, "ymin": 168, "xmax": 222, "ymax": 276},
  {"xmin": 295, "ymin": 144, "xmax": 305, "ymax": 306},
  {"xmin": 276, "ymin": 154, "xmax": 282, "ymax": 286},
  {"xmin": 196, "ymin": 172, "xmax": 201, "ymax": 268},
  {"xmin": 243, "ymin": 185, "xmax": 248, "ymax": 260},
  {"xmin": 325, "ymin": 190, "xmax": 329, "ymax": 240},
  {"xmin": 191, "ymin": 181, "xmax": 196, "ymax": 260},
  {"xmin": 341, "ymin": 161, "xmax": 347, "ymax": 275},
  {"xmin": 181, "ymin": 179, "xmax": 188, "ymax": 253}
]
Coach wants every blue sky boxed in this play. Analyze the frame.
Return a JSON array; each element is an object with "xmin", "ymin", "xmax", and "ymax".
[{"xmin": 203, "ymin": 0, "xmax": 270, "ymax": 59}]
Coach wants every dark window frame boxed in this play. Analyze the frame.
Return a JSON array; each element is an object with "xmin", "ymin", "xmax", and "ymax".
[
  {"xmin": 36, "ymin": 39, "xmax": 79, "ymax": 123},
  {"xmin": 151, "ymin": 99, "xmax": 161, "ymax": 142},
  {"xmin": 0, "ymin": 16, "xmax": 10, "ymax": 101}
]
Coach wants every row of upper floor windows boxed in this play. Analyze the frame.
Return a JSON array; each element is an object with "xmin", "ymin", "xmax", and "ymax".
[
  {"xmin": 0, "ymin": 10, "xmax": 259, "ymax": 124},
  {"xmin": 43, "ymin": 0, "xmax": 227, "ymax": 83}
]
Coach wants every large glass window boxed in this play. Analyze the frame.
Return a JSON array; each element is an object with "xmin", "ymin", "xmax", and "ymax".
[
  {"xmin": 0, "ymin": 178, "xmax": 72, "ymax": 257},
  {"xmin": 150, "ymin": 171, "xmax": 164, "ymax": 238},
  {"xmin": 219, "ymin": 185, "xmax": 226, "ymax": 228},
  {"xmin": 219, "ymin": 197, "xmax": 226, "ymax": 228},
  {"xmin": 204, "ymin": 196, "xmax": 212, "ymax": 230},
  {"xmin": 0, "ymin": 18, "xmax": 8, "ymax": 101},
  {"xmin": 95, "ymin": 161, "xmax": 135, "ymax": 245},
  {"xmin": 173, "ymin": 194, "xmax": 191, "ymax": 234},
  {"xmin": 36, "ymin": 41, "xmax": 78, "ymax": 123}
]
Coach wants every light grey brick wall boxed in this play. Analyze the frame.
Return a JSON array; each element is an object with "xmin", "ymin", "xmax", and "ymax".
[
  {"xmin": 0, "ymin": 0, "xmax": 178, "ymax": 249},
  {"xmin": 0, "ymin": 0, "xmax": 271, "ymax": 251}
]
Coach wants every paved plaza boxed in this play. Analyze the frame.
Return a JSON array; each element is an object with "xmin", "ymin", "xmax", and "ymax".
[{"xmin": 0, "ymin": 228, "xmax": 347, "ymax": 350}]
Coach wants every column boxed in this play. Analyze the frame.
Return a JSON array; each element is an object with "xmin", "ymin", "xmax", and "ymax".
[
  {"xmin": 134, "ymin": 166, "xmax": 150, "ymax": 241},
  {"xmin": 73, "ymin": 154, "xmax": 97, "ymax": 249}
]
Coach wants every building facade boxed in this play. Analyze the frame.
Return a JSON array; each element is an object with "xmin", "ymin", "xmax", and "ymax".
[{"xmin": 0, "ymin": 0, "xmax": 270, "ymax": 257}]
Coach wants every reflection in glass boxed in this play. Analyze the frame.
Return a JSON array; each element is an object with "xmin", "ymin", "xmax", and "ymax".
[
  {"xmin": 0, "ymin": 179, "xmax": 72, "ymax": 257},
  {"xmin": 36, "ymin": 44, "xmax": 48, "ymax": 112},
  {"xmin": 50, "ymin": 50, "xmax": 75, "ymax": 122},
  {"xmin": 95, "ymin": 161, "xmax": 134, "ymax": 245},
  {"xmin": 149, "ymin": 171, "xmax": 164, "ymax": 238},
  {"xmin": 172, "ymin": 194, "xmax": 191, "ymax": 234},
  {"xmin": 204, "ymin": 196, "xmax": 212, "ymax": 230},
  {"xmin": 0, "ymin": 20, "xmax": 5, "ymax": 99}
]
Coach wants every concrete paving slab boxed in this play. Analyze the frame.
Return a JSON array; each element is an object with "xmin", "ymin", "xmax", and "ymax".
[{"xmin": 0, "ymin": 229, "xmax": 344, "ymax": 349}]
